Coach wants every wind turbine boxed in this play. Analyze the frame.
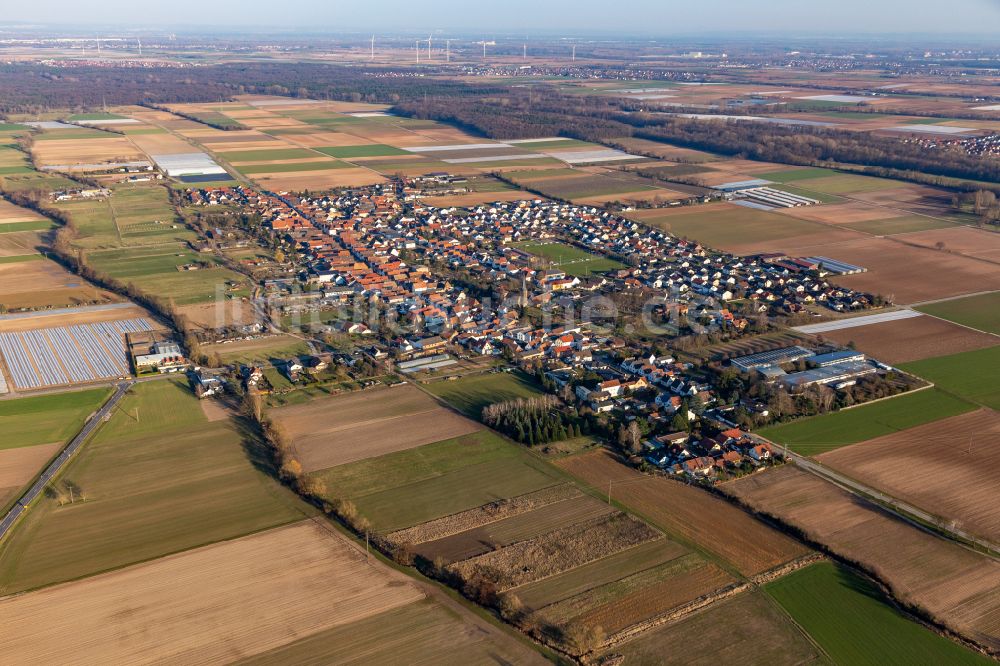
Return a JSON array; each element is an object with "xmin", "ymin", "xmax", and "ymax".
[
  {"xmin": 370, "ymin": 34, "xmax": 375, "ymax": 61},
  {"xmin": 415, "ymin": 40, "xmax": 420, "ymax": 63},
  {"xmin": 572, "ymin": 44, "xmax": 576, "ymax": 61},
  {"xmin": 445, "ymin": 39, "xmax": 451, "ymax": 62},
  {"xmin": 137, "ymin": 37, "xmax": 142, "ymax": 56},
  {"xmin": 426, "ymin": 35, "xmax": 433, "ymax": 61}
]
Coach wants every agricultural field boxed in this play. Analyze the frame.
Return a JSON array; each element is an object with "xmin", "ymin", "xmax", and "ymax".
[
  {"xmin": 766, "ymin": 562, "xmax": 991, "ymax": 665},
  {"xmin": 201, "ymin": 334, "xmax": 311, "ymax": 365},
  {"xmin": 819, "ymin": 314, "xmax": 999, "ymax": 364},
  {"xmin": 728, "ymin": 465, "xmax": 1000, "ymax": 653},
  {"xmin": 628, "ymin": 203, "xmax": 859, "ymax": 252},
  {"xmin": 900, "ymin": 346, "xmax": 1000, "ymax": 410},
  {"xmin": 311, "ymin": 430, "xmax": 563, "ymax": 532},
  {"xmin": 425, "ymin": 370, "xmax": 544, "ymax": 418},
  {"xmin": 557, "ymin": 449, "xmax": 810, "ymax": 576},
  {"xmin": 601, "ymin": 591, "xmax": 823, "ymax": 666},
  {"xmin": 758, "ymin": 387, "xmax": 975, "ymax": 455},
  {"xmin": 917, "ymin": 291, "xmax": 1000, "ymax": 335},
  {"xmin": 0, "ymin": 379, "xmax": 311, "ymax": 594},
  {"xmin": 0, "ymin": 387, "xmax": 111, "ymax": 450},
  {"xmin": 0, "ymin": 520, "xmax": 544, "ymax": 665},
  {"xmin": 819, "ymin": 409, "xmax": 1000, "ymax": 543},
  {"xmin": 0, "ymin": 254, "xmax": 119, "ymax": 311},
  {"xmin": 271, "ymin": 384, "xmax": 481, "ymax": 472},
  {"xmin": 0, "ymin": 443, "xmax": 60, "ymax": 509},
  {"xmin": 513, "ymin": 240, "xmax": 625, "ymax": 276}
]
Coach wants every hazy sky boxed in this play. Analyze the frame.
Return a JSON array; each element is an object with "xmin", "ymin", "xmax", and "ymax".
[{"xmin": 5, "ymin": 0, "xmax": 1000, "ymax": 35}]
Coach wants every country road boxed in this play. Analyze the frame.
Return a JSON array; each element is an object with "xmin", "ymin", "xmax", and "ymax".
[{"xmin": 0, "ymin": 381, "xmax": 131, "ymax": 542}]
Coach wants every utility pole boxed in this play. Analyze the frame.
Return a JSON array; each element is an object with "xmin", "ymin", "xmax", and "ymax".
[{"xmin": 134, "ymin": 407, "xmax": 140, "ymax": 423}]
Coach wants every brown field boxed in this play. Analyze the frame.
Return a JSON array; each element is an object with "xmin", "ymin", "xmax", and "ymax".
[
  {"xmin": 31, "ymin": 137, "xmax": 144, "ymax": 167},
  {"xmin": 414, "ymin": 493, "xmax": 617, "ymax": 564},
  {"xmin": 127, "ymin": 132, "xmax": 198, "ymax": 155},
  {"xmin": 850, "ymin": 185, "xmax": 960, "ymax": 218},
  {"xmin": 819, "ymin": 409, "xmax": 1000, "ymax": 543},
  {"xmin": 603, "ymin": 591, "xmax": 823, "ymax": 666},
  {"xmin": 388, "ymin": 484, "xmax": 581, "ymax": 546},
  {"xmin": 557, "ymin": 450, "xmax": 809, "ymax": 576},
  {"xmin": 820, "ymin": 314, "xmax": 999, "ymax": 363},
  {"xmin": 0, "ymin": 230, "xmax": 47, "ymax": 257},
  {"xmin": 726, "ymin": 466, "xmax": 1000, "ymax": 651},
  {"xmin": 0, "ymin": 199, "xmax": 45, "ymax": 223},
  {"xmin": 733, "ymin": 234, "xmax": 1000, "ymax": 304},
  {"xmin": 200, "ymin": 398, "xmax": 231, "ymax": 423},
  {"xmin": 778, "ymin": 201, "xmax": 899, "ymax": 225},
  {"xmin": 566, "ymin": 561, "xmax": 735, "ymax": 637},
  {"xmin": 176, "ymin": 300, "xmax": 261, "ymax": 331},
  {"xmin": 0, "ymin": 520, "xmax": 426, "ymax": 664},
  {"xmin": 0, "ymin": 443, "xmax": 59, "ymax": 506},
  {"xmin": 575, "ymin": 188, "xmax": 685, "ymax": 206},
  {"xmin": 448, "ymin": 512, "xmax": 661, "ymax": 591},
  {"xmin": 251, "ymin": 167, "xmax": 386, "ymax": 191},
  {"xmin": 0, "ymin": 259, "xmax": 120, "ymax": 312},
  {"xmin": 272, "ymin": 384, "xmax": 481, "ymax": 472},
  {"xmin": 611, "ymin": 137, "xmax": 717, "ymax": 162},
  {"xmin": 285, "ymin": 131, "xmax": 375, "ymax": 148},
  {"xmin": 896, "ymin": 227, "xmax": 1000, "ymax": 263}
]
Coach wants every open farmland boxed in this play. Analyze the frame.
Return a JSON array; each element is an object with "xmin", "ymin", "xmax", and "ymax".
[
  {"xmin": 0, "ymin": 255, "xmax": 118, "ymax": 311},
  {"xmin": 0, "ymin": 443, "xmax": 59, "ymax": 508},
  {"xmin": 766, "ymin": 562, "xmax": 992, "ymax": 665},
  {"xmin": 557, "ymin": 449, "xmax": 809, "ymax": 576},
  {"xmin": 0, "ymin": 521, "xmax": 540, "ymax": 665},
  {"xmin": 0, "ymin": 388, "xmax": 110, "ymax": 450},
  {"xmin": 312, "ymin": 430, "xmax": 563, "ymax": 531},
  {"xmin": 918, "ymin": 292, "xmax": 1000, "ymax": 335},
  {"xmin": 0, "ymin": 379, "xmax": 311, "ymax": 594},
  {"xmin": 759, "ymin": 387, "xmax": 975, "ymax": 455},
  {"xmin": 602, "ymin": 591, "xmax": 823, "ymax": 666},
  {"xmin": 425, "ymin": 370, "xmax": 544, "ymax": 418},
  {"xmin": 819, "ymin": 409, "xmax": 1000, "ymax": 543},
  {"xmin": 201, "ymin": 334, "xmax": 310, "ymax": 365},
  {"xmin": 819, "ymin": 314, "xmax": 999, "ymax": 364},
  {"xmin": 900, "ymin": 346, "xmax": 1000, "ymax": 410},
  {"xmin": 272, "ymin": 384, "xmax": 481, "ymax": 472},
  {"xmin": 728, "ymin": 465, "xmax": 1000, "ymax": 653}
]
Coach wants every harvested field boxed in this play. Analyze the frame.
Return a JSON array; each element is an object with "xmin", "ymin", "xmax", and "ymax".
[
  {"xmin": 31, "ymin": 137, "xmax": 144, "ymax": 168},
  {"xmin": 604, "ymin": 591, "xmax": 823, "ymax": 666},
  {"xmin": 820, "ymin": 314, "xmax": 999, "ymax": 364},
  {"xmin": 200, "ymin": 334, "xmax": 309, "ymax": 364},
  {"xmin": 237, "ymin": 597, "xmax": 548, "ymax": 666},
  {"xmin": 898, "ymin": 227, "xmax": 1000, "ymax": 263},
  {"xmin": 251, "ymin": 166, "xmax": 386, "ymax": 190},
  {"xmin": 448, "ymin": 512, "xmax": 661, "ymax": 591},
  {"xmin": 413, "ymin": 493, "xmax": 617, "ymax": 564},
  {"xmin": 0, "ymin": 521, "xmax": 425, "ymax": 664},
  {"xmin": 727, "ymin": 466, "xmax": 1000, "ymax": 652},
  {"xmin": 611, "ymin": 138, "xmax": 717, "ymax": 162},
  {"xmin": 0, "ymin": 199, "xmax": 45, "ymax": 223},
  {"xmin": 176, "ymin": 300, "xmax": 261, "ymax": 331},
  {"xmin": 514, "ymin": 538, "xmax": 690, "ymax": 610},
  {"xmin": 387, "ymin": 484, "xmax": 580, "ymax": 546},
  {"xmin": 557, "ymin": 450, "xmax": 809, "ymax": 576},
  {"xmin": 273, "ymin": 384, "xmax": 481, "ymax": 472},
  {"xmin": 0, "ymin": 443, "xmax": 59, "ymax": 505},
  {"xmin": 550, "ymin": 559, "xmax": 735, "ymax": 637},
  {"xmin": 819, "ymin": 409, "xmax": 1000, "ymax": 543},
  {"xmin": 422, "ymin": 190, "xmax": 530, "ymax": 207}
]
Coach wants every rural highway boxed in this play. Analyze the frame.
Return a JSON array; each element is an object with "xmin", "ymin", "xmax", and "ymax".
[
  {"xmin": 0, "ymin": 381, "xmax": 131, "ymax": 542},
  {"xmin": 781, "ymin": 449, "xmax": 999, "ymax": 558}
]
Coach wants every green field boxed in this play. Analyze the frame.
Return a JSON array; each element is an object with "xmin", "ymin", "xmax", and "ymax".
[
  {"xmin": 0, "ymin": 220, "xmax": 53, "ymax": 233},
  {"xmin": 0, "ymin": 379, "xmax": 311, "ymax": 594},
  {"xmin": 33, "ymin": 129, "xmax": 114, "ymax": 141},
  {"xmin": 517, "ymin": 139, "xmax": 598, "ymax": 150},
  {"xmin": 917, "ymin": 292, "xmax": 1000, "ymax": 335},
  {"xmin": 520, "ymin": 174, "xmax": 655, "ymax": 200},
  {"xmin": 204, "ymin": 335, "xmax": 312, "ymax": 365},
  {"xmin": 313, "ymin": 430, "xmax": 562, "ymax": 531},
  {"xmin": 514, "ymin": 240, "xmax": 625, "ymax": 277},
  {"xmin": 791, "ymin": 174, "xmax": 902, "ymax": 195},
  {"xmin": 0, "ymin": 124, "xmax": 27, "ymax": 132},
  {"xmin": 0, "ymin": 388, "xmax": 112, "ymax": 450},
  {"xmin": 316, "ymin": 144, "xmax": 410, "ymax": 158},
  {"xmin": 236, "ymin": 160, "xmax": 348, "ymax": 174},
  {"xmin": 219, "ymin": 148, "xmax": 318, "ymax": 162},
  {"xmin": 67, "ymin": 113, "xmax": 127, "ymax": 121},
  {"xmin": 88, "ymin": 246, "xmax": 246, "ymax": 304},
  {"xmin": 900, "ymin": 346, "xmax": 1000, "ymax": 410},
  {"xmin": 425, "ymin": 370, "xmax": 544, "ymax": 417},
  {"xmin": 765, "ymin": 562, "xmax": 991, "ymax": 665},
  {"xmin": 754, "ymin": 167, "xmax": 836, "ymax": 182},
  {"xmin": 758, "ymin": 388, "xmax": 975, "ymax": 455}
]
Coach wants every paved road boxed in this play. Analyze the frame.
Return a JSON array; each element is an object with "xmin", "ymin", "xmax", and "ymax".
[
  {"xmin": 780, "ymin": 449, "xmax": 999, "ymax": 558},
  {"xmin": 0, "ymin": 381, "xmax": 131, "ymax": 541}
]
